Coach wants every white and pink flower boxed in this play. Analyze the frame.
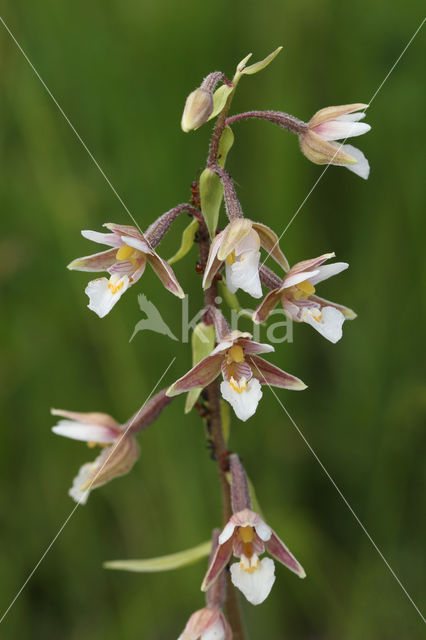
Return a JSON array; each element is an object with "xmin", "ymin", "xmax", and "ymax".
[
  {"xmin": 253, "ymin": 252, "xmax": 356, "ymax": 343},
  {"xmin": 203, "ymin": 218, "xmax": 289, "ymax": 299},
  {"xmin": 167, "ymin": 330, "xmax": 306, "ymax": 421},
  {"xmin": 201, "ymin": 509, "xmax": 305, "ymax": 606},
  {"xmin": 299, "ymin": 103, "xmax": 371, "ymax": 179},
  {"xmin": 68, "ymin": 222, "xmax": 184, "ymax": 317},
  {"xmin": 51, "ymin": 408, "xmax": 139, "ymax": 504}
]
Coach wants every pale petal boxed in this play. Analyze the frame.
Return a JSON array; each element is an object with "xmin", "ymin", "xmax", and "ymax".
[
  {"xmin": 50, "ymin": 409, "xmax": 119, "ymax": 429},
  {"xmin": 218, "ymin": 521, "xmax": 236, "ymax": 544},
  {"xmin": 235, "ymin": 229, "xmax": 260, "ymax": 255},
  {"xmin": 282, "ymin": 269, "xmax": 319, "ymax": 289},
  {"xmin": 337, "ymin": 112, "xmax": 366, "ymax": 123},
  {"xmin": 309, "ymin": 103, "xmax": 368, "ymax": 127},
  {"xmin": 313, "ymin": 120, "xmax": 370, "ymax": 141},
  {"xmin": 81, "ymin": 230, "xmax": 121, "ymax": 247},
  {"xmin": 308, "ymin": 261, "xmax": 348, "ymax": 285},
  {"xmin": 217, "ymin": 219, "xmax": 252, "ymax": 262},
  {"xmin": 341, "ymin": 144, "xmax": 370, "ymax": 179},
  {"xmin": 283, "ymin": 253, "xmax": 335, "ymax": 287},
  {"xmin": 230, "ymin": 557, "xmax": 275, "ymax": 605},
  {"xmin": 226, "ymin": 251, "xmax": 262, "ymax": 298},
  {"xmin": 220, "ymin": 378, "xmax": 262, "ymax": 422},
  {"xmin": 302, "ymin": 306, "xmax": 345, "ymax": 343},
  {"xmin": 120, "ymin": 235, "xmax": 150, "ymax": 254},
  {"xmin": 229, "ymin": 510, "xmax": 272, "ymax": 542},
  {"xmin": 52, "ymin": 420, "xmax": 118, "ymax": 443},
  {"xmin": 85, "ymin": 276, "xmax": 130, "ymax": 318}
]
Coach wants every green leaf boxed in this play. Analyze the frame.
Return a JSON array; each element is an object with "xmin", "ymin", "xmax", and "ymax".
[
  {"xmin": 219, "ymin": 280, "xmax": 241, "ymax": 311},
  {"xmin": 168, "ymin": 218, "xmax": 199, "ymax": 265},
  {"xmin": 241, "ymin": 46, "xmax": 283, "ymax": 75},
  {"xmin": 185, "ymin": 322, "xmax": 216, "ymax": 413},
  {"xmin": 104, "ymin": 540, "xmax": 211, "ymax": 573},
  {"xmin": 199, "ymin": 127, "xmax": 234, "ymax": 239},
  {"xmin": 221, "ymin": 399, "xmax": 231, "ymax": 443},
  {"xmin": 217, "ymin": 126, "xmax": 234, "ymax": 168},
  {"xmin": 208, "ymin": 85, "xmax": 234, "ymax": 121},
  {"xmin": 236, "ymin": 53, "xmax": 253, "ymax": 74},
  {"xmin": 199, "ymin": 168, "xmax": 223, "ymax": 240}
]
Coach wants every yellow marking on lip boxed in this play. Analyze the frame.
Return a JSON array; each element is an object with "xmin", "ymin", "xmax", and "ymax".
[
  {"xmin": 108, "ymin": 280, "xmax": 125, "ymax": 295},
  {"xmin": 229, "ymin": 377, "xmax": 247, "ymax": 393}
]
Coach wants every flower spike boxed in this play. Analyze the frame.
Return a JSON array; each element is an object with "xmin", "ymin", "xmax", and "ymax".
[
  {"xmin": 299, "ymin": 103, "xmax": 371, "ymax": 178},
  {"xmin": 68, "ymin": 221, "xmax": 184, "ymax": 317},
  {"xmin": 253, "ymin": 253, "xmax": 356, "ymax": 343}
]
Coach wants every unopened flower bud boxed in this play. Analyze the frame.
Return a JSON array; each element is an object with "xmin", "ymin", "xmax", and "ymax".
[{"xmin": 181, "ymin": 88, "xmax": 214, "ymax": 132}]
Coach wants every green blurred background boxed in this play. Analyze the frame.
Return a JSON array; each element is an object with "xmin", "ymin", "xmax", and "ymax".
[{"xmin": 0, "ymin": 1, "xmax": 425, "ymax": 638}]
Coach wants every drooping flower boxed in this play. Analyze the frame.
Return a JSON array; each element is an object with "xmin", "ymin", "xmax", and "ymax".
[
  {"xmin": 167, "ymin": 329, "xmax": 306, "ymax": 421},
  {"xmin": 201, "ymin": 508, "xmax": 305, "ymax": 605},
  {"xmin": 51, "ymin": 408, "xmax": 139, "ymax": 504},
  {"xmin": 253, "ymin": 252, "xmax": 356, "ymax": 343},
  {"xmin": 202, "ymin": 218, "xmax": 289, "ymax": 299},
  {"xmin": 178, "ymin": 607, "xmax": 232, "ymax": 640},
  {"xmin": 68, "ymin": 222, "xmax": 184, "ymax": 317},
  {"xmin": 299, "ymin": 103, "xmax": 371, "ymax": 179}
]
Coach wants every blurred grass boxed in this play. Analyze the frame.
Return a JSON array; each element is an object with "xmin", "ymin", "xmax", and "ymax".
[{"xmin": 0, "ymin": 1, "xmax": 425, "ymax": 638}]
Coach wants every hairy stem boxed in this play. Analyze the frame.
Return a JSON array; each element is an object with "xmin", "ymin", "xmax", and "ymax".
[
  {"xmin": 226, "ymin": 109, "xmax": 307, "ymax": 135},
  {"xmin": 199, "ymin": 110, "xmax": 248, "ymax": 634}
]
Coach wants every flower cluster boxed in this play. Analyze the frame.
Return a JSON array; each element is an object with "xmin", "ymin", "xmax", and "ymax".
[{"xmin": 52, "ymin": 48, "xmax": 369, "ymax": 636}]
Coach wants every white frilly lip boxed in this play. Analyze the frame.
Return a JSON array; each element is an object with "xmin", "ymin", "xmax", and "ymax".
[
  {"xmin": 225, "ymin": 250, "xmax": 263, "ymax": 298},
  {"xmin": 220, "ymin": 377, "xmax": 263, "ymax": 422},
  {"xmin": 230, "ymin": 557, "xmax": 276, "ymax": 605},
  {"xmin": 85, "ymin": 275, "xmax": 130, "ymax": 318},
  {"xmin": 302, "ymin": 306, "xmax": 345, "ymax": 343}
]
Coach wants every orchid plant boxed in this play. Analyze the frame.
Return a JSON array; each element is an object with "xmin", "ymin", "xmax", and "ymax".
[{"xmin": 52, "ymin": 47, "xmax": 370, "ymax": 638}]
